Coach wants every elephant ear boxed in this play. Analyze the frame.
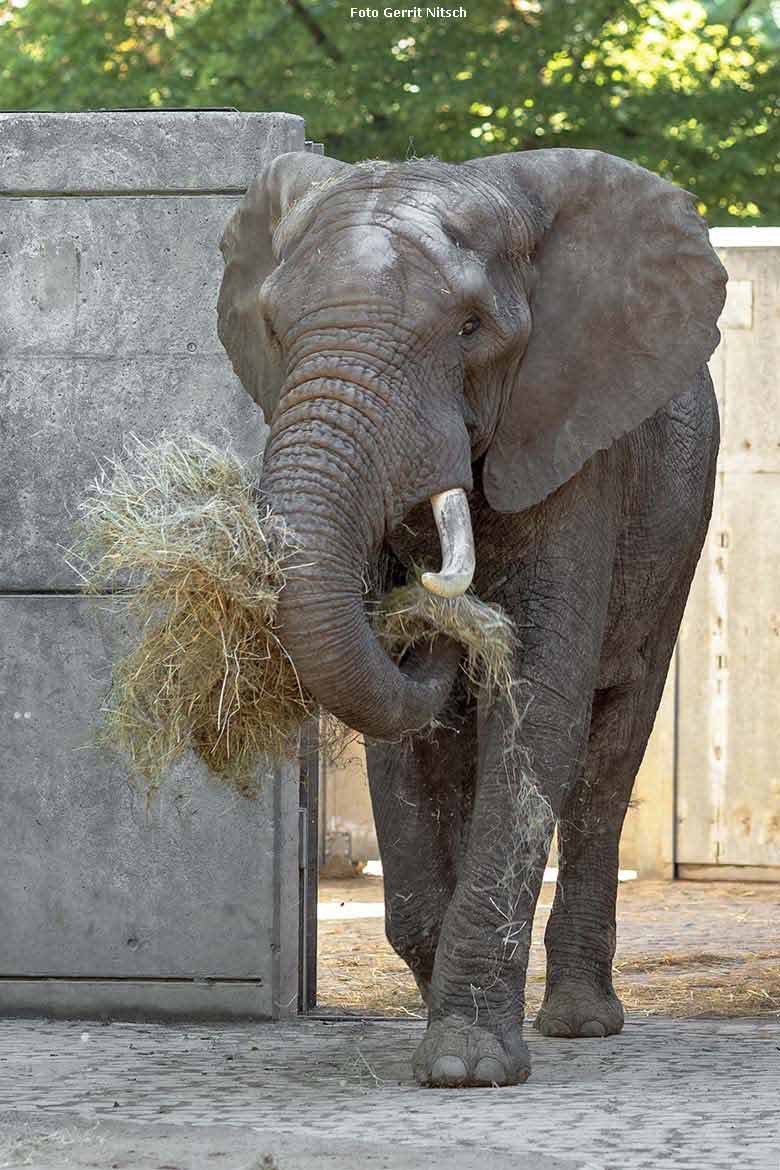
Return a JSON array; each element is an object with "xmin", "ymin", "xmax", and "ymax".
[
  {"xmin": 218, "ymin": 151, "xmax": 350, "ymax": 421},
  {"xmin": 465, "ymin": 149, "xmax": 727, "ymax": 513}
]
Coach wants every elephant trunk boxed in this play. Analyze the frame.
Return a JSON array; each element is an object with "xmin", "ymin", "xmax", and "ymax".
[{"xmin": 259, "ymin": 395, "xmax": 464, "ymax": 740}]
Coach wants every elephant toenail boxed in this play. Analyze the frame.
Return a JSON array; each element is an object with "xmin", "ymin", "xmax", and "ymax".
[
  {"xmin": 430, "ymin": 1056, "xmax": 468, "ymax": 1084},
  {"xmin": 473, "ymin": 1057, "xmax": 506, "ymax": 1085},
  {"xmin": 580, "ymin": 1020, "xmax": 607, "ymax": 1037},
  {"xmin": 544, "ymin": 1018, "xmax": 573, "ymax": 1037}
]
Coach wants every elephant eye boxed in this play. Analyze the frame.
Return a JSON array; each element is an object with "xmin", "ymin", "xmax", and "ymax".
[{"xmin": 458, "ymin": 316, "xmax": 481, "ymax": 337}]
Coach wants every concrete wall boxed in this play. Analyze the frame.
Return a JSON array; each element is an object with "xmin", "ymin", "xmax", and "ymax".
[
  {"xmin": 674, "ymin": 231, "xmax": 780, "ymax": 880},
  {"xmin": 622, "ymin": 232, "xmax": 780, "ymax": 881},
  {"xmin": 0, "ymin": 112, "xmax": 308, "ymax": 1018}
]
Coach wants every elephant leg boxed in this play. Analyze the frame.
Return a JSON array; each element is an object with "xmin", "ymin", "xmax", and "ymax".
[
  {"xmin": 365, "ymin": 675, "xmax": 477, "ymax": 1002},
  {"xmin": 536, "ymin": 588, "xmax": 686, "ymax": 1039},
  {"xmin": 412, "ymin": 685, "xmax": 579, "ymax": 1087},
  {"xmin": 411, "ymin": 474, "xmax": 620, "ymax": 1087}
]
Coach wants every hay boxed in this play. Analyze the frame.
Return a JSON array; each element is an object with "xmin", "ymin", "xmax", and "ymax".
[
  {"xmin": 374, "ymin": 579, "xmax": 517, "ymax": 710},
  {"xmin": 71, "ymin": 435, "xmax": 314, "ymax": 794},
  {"xmin": 318, "ymin": 876, "xmax": 780, "ymax": 1021},
  {"xmin": 71, "ymin": 435, "xmax": 518, "ymax": 795}
]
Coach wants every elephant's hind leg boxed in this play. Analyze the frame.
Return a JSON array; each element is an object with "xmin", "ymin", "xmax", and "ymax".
[
  {"xmin": 536, "ymin": 628, "xmax": 678, "ymax": 1038},
  {"xmin": 365, "ymin": 676, "xmax": 477, "ymax": 1001}
]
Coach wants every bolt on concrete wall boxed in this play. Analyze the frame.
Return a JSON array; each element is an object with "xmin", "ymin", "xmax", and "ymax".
[{"xmin": 0, "ymin": 111, "xmax": 309, "ymax": 1019}]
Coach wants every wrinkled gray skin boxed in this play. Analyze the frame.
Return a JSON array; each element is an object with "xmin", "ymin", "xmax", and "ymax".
[{"xmin": 218, "ymin": 149, "xmax": 727, "ymax": 1087}]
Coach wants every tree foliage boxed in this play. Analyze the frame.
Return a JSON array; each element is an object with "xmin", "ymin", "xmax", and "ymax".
[{"xmin": 0, "ymin": 0, "xmax": 778, "ymax": 223}]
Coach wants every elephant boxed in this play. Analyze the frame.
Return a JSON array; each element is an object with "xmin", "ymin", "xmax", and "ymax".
[{"xmin": 217, "ymin": 148, "xmax": 727, "ymax": 1087}]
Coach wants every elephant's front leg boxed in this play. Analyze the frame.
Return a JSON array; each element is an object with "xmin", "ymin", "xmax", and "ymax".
[
  {"xmin": 365, "ymin": 676, "xmax": 477, "ymax": 1002},
  {"xmin": 414, "ymin": 495, "xmax": 617, "ymax": 1087},
  {"xmin": 412, "ymin": 694, "xmax": 566, "ymax": 1086}
]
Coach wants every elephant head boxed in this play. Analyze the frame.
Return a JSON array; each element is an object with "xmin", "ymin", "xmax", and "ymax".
[{"xmin": 218, "ymin": 149, "xmax": 726, "ymax": 740}]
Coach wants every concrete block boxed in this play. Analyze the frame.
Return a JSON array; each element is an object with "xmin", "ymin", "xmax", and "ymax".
[
  {"xmin": 0, "ymin": 596, "xmax": 298, "ymax": 999},
  {"xmin": 0, "ymin": 356, "xmax": 268, "ymax": 589},
  {"xmin": 0, "ymin": 111, "xmax": 306, "ymax": 1020},
  {"xmin": 0, "ymin": 980, "xmax": 272, "ymax": 1022},
  {"xmin": 0, "ymin": 111, "xmax": 305, "ymax": 193},
  {"xmin": 0, "ymin": 196, "xmax": 243, "ymax": 357}
]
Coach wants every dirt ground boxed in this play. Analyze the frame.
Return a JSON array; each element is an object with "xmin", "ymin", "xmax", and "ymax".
[{"xmin": 318, "ymin": 875, "xmax": 780, "ymax": 1019}]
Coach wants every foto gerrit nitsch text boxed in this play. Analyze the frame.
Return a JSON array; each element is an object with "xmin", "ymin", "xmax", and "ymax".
[{"xmin": 351, "ymin": 7, "xmax": 468, "ymax": 18}]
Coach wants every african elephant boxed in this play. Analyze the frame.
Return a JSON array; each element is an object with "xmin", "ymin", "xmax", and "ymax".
[{"xmin": 217, "ymin": 148, "xmax": 727, "ymax": 1087}]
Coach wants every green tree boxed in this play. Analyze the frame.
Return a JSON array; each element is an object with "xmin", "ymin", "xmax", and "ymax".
[{"xmin": 1, "ymin": 0, "xmax": 778, "ymax": 223}]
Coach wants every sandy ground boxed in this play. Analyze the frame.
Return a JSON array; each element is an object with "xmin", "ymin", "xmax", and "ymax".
[{"xmin": 317, "ymin": 875, "xmax": 780, "ymax": 1019}]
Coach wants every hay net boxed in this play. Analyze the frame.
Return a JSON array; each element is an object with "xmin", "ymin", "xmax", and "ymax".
[{"xmin": 71, "ymin": 434, "xmax": 518, "ymax": 795}]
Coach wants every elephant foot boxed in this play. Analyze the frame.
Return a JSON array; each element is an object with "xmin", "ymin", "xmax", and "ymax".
[
  {"xmin": 413, "ymin": 1015, "xmax": 531, "ymax": 1087},
  {"xmin": 534, "ymin": 976, "xmax": 625, "ymax": 1038}
]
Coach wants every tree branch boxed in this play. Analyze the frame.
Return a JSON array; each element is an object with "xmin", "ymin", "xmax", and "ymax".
[
  {"xmin": 723, "ymin": 0, "xmax": 755, "ymax": 43},
  {"xmin": 284, "ymin": 0, "xmax": 344, "ymax": 63},
  {"xmin": 709, "ymin": 0, "xmax": 756, "ymax": 77}
]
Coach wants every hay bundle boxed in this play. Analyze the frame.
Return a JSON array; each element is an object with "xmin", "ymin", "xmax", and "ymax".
[
  {"xmin": 72, "ymin": 436, "xmax": 313, "ymax": 794},
  {"xmin": 374, "ymin": 580, "xmax": 517, "ymax": 711},
  {"xmin": 72, "ymin": 436, "xmax": 517, "ymax": 794}
]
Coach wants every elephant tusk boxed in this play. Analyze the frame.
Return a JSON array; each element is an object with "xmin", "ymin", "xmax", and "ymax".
[{"xmin": 421, "ymin": 489, "xmax": 476, "ymax": 599}]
